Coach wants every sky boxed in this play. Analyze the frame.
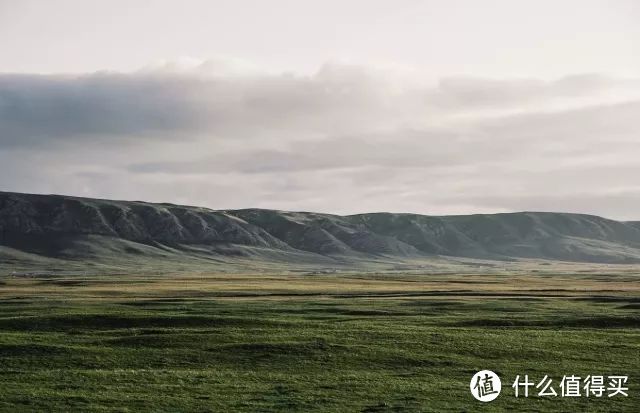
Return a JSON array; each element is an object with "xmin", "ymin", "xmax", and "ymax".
[{"xmin": 1, "ymin": 0, "xmax": 640, "ymax": 219}]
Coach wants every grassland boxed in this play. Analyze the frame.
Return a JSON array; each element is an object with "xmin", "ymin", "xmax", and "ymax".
[{"xmin": 0, "ymin": 270, "xmax": 638, "ymax": 412}]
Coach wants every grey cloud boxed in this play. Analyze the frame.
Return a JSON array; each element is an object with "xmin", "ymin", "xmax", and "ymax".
[
  {"xmin": 2, "ymin": 64, "xmax": 640, "ymax": 219},
  {"xmin": 0, "ymin": 66, "xmax": 410, "ymax": 148},
  {"xmin": 480, "ymin": 99, "xmax": 640, "ymax": 140},
  {"xmin": 431, "ymin": 73, "xmax": 619, "ymax": 109},
  {"xmin": 126, "ymin": 98, "xmax": 640, "ymax": 176},
  {"xmin": 0, "ymin": 74, "xmax": 208, "ymax": 148},
  {"xmin": 127, "ymin": 129, "xmax": 531, "ymax": 175},
  {"xmin": 2, "ymin": 66, "xmax": 637, "ymax": 149}
]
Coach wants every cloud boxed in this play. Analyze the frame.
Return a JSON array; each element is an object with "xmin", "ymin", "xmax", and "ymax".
[
  {"xmin": 126, "ymin": 99, "xmax": 640, "ymax": 176},
  {"xmin": 430, "ymin": 74, "xmax": 618, "ymax": 109},
  {"xmin": 0, "ymin": 73, "xmax": 211, "ymax": 148},
  {"xmin": 3, "ymin": 64, "xmax": 637, "ymax": 148},
  {"xmin": 1, "ymin": 61, "xmax": 639, "ymax": 219}
]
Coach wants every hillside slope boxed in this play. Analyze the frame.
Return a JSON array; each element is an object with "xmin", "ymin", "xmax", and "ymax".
[{"xmin": 2, "ymin": 191, "xmax": 640, "ymax": 269}]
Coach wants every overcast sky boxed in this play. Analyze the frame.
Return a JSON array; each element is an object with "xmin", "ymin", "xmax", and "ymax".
[{"xmin": 1, "ymin": 0, "xmax": 640, "ymax": 219}]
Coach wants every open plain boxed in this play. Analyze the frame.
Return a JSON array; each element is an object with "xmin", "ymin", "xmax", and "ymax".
[{"xmin": 0, "ymin": 269, "xmax": 638, "ymax": 412}]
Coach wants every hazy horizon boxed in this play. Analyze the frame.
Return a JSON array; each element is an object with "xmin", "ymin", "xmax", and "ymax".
[{"xmin": 2, "ymin": 0, "xmax": 639, "ymax": 219}]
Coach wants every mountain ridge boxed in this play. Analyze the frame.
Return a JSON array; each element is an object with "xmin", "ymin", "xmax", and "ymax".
[{"xmin": 2, "ymin": 190, "xmax": 640, "ymax": 269}]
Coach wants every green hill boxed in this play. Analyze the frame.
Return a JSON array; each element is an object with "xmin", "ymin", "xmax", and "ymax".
[{"xmin": 2, "ymin": 191, "xmax": 640, "ymax": 271}]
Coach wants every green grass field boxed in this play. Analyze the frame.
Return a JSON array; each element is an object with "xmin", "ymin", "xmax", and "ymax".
[{"xmin": 0, "ymin": 271, "xmax": 638, "ymax": 412}]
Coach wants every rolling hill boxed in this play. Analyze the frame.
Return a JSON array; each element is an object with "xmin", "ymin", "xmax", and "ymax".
[{"xmin": 2, "ymin": 191, "xmax": 640, "ymax": 272}]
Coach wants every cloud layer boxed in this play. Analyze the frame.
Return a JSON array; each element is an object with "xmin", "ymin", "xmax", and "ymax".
[{"xmin": 1, "ymin": 62, "xmax": 639, "ymax": 219}]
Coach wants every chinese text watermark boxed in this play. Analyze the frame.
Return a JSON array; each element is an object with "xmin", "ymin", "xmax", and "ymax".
[{"xmin": 470, "ymin": 371, "xmax": 628, "ymax": 402}]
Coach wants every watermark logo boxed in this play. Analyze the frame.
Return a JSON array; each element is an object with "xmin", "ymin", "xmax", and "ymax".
[
  {"xmin": 512, "ymin": 374, "xmax": 628, "ymax": 398},
  {"xmin": 470, "ymin": 370, "xmax": 501, "ymax": 402},
  {"xmin": 469, "ymin": 372, "xmax": 628, "ymax": 401}
]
